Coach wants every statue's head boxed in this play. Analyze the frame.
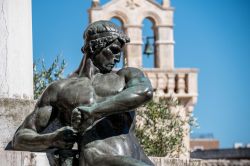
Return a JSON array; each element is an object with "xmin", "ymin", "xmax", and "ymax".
[{"xmin": 82, "ymin": 20, "xmax": 130, "ymax": 73}]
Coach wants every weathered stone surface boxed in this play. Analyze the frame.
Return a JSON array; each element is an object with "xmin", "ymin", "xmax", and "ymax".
[
  {"xmin": 0, "ymin": 98, "xmax": 35, "ymax": 149},
  {"xmin": 0, "ymin": 0, "xmax": 33, "ymax": 99}
]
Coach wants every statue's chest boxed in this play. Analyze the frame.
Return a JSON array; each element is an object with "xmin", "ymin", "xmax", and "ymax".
[
  {"xmin": 92, "ymin": 73, "xmax": 125, "ymax": 97},
  {"xmin": 56, "ymin": 74, "xmax": 125, "ymax": 125},
  {"xmin": 58, "ymin": 78, "xmax": 95, "ymax": 107},
  {"xmin": 57, "ymin": 73, "xmax": 125, "ymax": 107}
]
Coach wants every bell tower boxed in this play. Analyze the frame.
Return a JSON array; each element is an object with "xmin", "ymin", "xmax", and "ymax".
[{"xmin": 89, "ymin": 0, "xmax": 198, "ymax": 158}]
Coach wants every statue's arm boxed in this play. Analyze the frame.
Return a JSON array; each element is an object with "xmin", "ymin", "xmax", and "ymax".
[
  {"xmin": 12, "ymin": 105, "xmax": 56, "ymax": 151},
  {"xmin": 12, "ymin": 83, "xmax": 77, "ymax": 151},
  {"xmin": 79, "ymin": 67, "xmax": 153, "ymax": 119}
]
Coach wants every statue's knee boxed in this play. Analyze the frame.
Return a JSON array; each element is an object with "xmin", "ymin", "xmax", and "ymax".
[{"xmin": 81, "ymin": 148, "xmax": 100, "ymax": 166}]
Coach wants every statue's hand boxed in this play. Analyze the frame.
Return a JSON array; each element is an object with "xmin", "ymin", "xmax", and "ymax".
[
  {"xmin": 71, "ymin": 106, "xmax": 95, "ymax": 133},
  {"xmin": 51, "ymin": 126, "xmax": 77, "ymax": 149}
]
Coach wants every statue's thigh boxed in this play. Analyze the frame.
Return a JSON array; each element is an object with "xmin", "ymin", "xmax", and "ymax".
[{"xmin": 80, "ymin": 151, "xmax": 151, "ymax": 166}]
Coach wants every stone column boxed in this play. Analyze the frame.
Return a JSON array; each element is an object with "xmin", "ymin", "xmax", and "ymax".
[
  {"xmin": 0, "ymin": 0, "xmax": 33, "ymax": 99},
  {"xmin": 124, "ymin": 25, "xmax": 143, "ymax": 68},
  {"xmin": 0, "ymin": 0, "xmax": 34, "ymax": 149},
  {"xmin": 155, "ymin": 25, "xmax": 174, "ymax": 70}
]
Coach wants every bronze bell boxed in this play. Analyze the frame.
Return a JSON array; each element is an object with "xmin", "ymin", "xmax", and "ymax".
[{"xmin": 143, "ymin": 38, "xmax": 154, "ymax": 57}]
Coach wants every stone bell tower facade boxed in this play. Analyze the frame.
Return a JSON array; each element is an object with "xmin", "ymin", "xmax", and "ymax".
[{"xmin": 89, "ymin": 0, "xmax": 198, "ymax": 158}]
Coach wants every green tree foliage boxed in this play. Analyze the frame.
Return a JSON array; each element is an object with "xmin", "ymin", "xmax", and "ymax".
[
  {"xmin": 135, "ymin": 98, "xmax": 197, "ymax": 157},
  {"xmin": 33, "ymin": 55, "xmax": 66, "ymax": 99}
]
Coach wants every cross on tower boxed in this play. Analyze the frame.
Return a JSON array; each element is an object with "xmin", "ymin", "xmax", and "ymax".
[{"xmin": 126, "ymin": 0, "xmax": 140, "ymax": 9}]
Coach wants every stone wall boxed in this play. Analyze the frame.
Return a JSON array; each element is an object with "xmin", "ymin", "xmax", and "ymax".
[
  {"xmin": 1, "ymin": 151, "xmax": 250, "ymax": 166},
  {"xmin": 0, "ymin": 98, "xmax": 35, "ymax": 149}
]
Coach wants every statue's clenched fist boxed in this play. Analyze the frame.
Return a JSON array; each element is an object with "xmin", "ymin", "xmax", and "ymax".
[
  {"xmin": 51, "ymin": 126, "xmax": 77, "ymax": 149},
  {"xmin": 71, "ymin": 106, "xmax": 95, "ymax": 133}
]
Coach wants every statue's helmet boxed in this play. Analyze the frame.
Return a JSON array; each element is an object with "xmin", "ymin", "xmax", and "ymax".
[{"xmin": 82, "ymin": 20, "xmax": 130, "ymax": 55}]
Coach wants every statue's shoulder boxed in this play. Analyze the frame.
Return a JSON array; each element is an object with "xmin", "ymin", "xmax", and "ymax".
[
  {"xmin": 117, "ymin": 67, "xmax": 144, "ymax": 78},
  {"xmin": 37, "ymin": 79, "xmax": 68, "ymax": 106},
  {"xmin": 46, "ymin": 79, "xmax": 68, "ymax": 93}
]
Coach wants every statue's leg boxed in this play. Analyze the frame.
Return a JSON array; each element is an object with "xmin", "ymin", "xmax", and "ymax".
[
  {"xmin": 78, "ymin": 135, "xmax": 154, "ymax": 166},
  {"xmin": 80, "ymin": 152, "xmax": 153, "ymax": 166}
]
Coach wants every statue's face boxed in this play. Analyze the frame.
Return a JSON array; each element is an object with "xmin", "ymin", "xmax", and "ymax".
[{"xmin": 92, "ymin": 39, "xmax": 122, "ymax": 73}]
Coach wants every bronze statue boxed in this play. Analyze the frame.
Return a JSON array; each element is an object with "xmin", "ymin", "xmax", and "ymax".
[{"xmin": 12, "ymin": 20, "xmax": 154, "ymax": 166}]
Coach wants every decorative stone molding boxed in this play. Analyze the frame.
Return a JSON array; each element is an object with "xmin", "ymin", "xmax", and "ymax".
[{"xmin": 143, "ymin": 68, "xmax": 198, "ymax": 97}]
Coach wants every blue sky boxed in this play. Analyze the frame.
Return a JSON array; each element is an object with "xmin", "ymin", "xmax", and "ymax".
[{"xmin": 32, "ymin": 0, "xmax": 250, "ymax": 148}]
